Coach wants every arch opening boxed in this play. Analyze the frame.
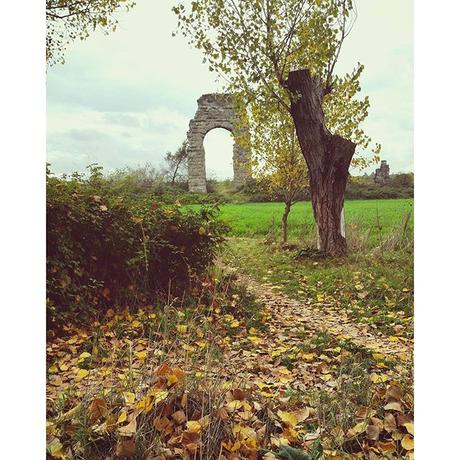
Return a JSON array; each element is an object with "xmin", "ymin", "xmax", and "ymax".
[{"xmin": 203, "ymin": 128, "xmax": 234, "ymax": 182}]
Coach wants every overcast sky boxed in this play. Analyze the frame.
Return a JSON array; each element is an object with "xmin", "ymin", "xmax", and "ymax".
[{"xmin": 47, "ymin": 0, "xmax": 413, "ymax": 179}]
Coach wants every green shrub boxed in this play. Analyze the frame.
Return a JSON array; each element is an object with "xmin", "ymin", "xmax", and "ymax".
[{"xmin": 46, "ymin": 166, "xmax": 228, "ymax": 327}]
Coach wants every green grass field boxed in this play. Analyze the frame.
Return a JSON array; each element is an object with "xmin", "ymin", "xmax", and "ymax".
[{"xmin": 200, "ymin": 198, "xmax": 413, "ymax": 244}]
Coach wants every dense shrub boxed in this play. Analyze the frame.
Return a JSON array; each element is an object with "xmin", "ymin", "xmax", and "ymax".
[{"xmin": 46, "ymin": 166, "xmax": 228, "ymax": 326}]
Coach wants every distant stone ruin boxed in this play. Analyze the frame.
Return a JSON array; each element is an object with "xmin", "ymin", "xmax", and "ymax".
[
  {"xmin": 186, "ymin": 93, "xmax": 250, "ymax": 193},
  {"xmin": 374, "ymin": 160, "xmax": 390, "ymax": 184}
]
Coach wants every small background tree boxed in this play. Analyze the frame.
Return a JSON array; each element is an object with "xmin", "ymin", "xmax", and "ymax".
[
  {"xmin": 251, "ymin": 108, "xmax": 309, "ymax": 243},
  {"xmin": 164, "ymin": 140, "xmax": 189, "ymax": 185}
]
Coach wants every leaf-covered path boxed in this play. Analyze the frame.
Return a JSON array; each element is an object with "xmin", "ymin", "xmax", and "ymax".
[{"xmin": 238, "ymin": 273, "xmax": 412, "ymax": 362}]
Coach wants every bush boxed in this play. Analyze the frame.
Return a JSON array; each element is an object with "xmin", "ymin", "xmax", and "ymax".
[{"xmin": 46, "ymin": 166, "xmax": 228, "ymax": 327}]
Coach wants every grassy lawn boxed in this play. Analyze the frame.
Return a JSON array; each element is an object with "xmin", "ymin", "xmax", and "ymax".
[{"xmin": 192, "ymin": 198, "xmax": 413, "ymax": 245}]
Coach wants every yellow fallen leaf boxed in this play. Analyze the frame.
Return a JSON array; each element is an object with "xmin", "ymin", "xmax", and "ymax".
[
  {"xmin": 117, "ymin": 411, "xmax": 128, "ymax": 424},
  {"xmin": 372, "ymin": 353, "xmax": 385, "ymax": 360},
  {"xmin": 136, "ymin": 350, "xmax": 147, "ymax": 360},
  {"xmin": 277, "ymin": 410, "xmax": 298, "ymax": 428},
  {"xmin": 123, "ymin": 392, "xmax": 136, "ymax": 405},
  {"xmin": 278, "ymin": 368, "xmax": 291, "ymax": 375},
  {"xmin": 301, "ymin": 353, "xmax": 315, "ymax": 361},
  {"xmin": 186, "ymin": 420, "xmax": 202, "ymax": 432},
  {"xmin": 150, "ymin": 389, "xmax": 168, "ymax": 403},
  {"xmin": 47, "ymin": 438, "xmax": 64, "ymax": 458},
  {"xmin": 259, "ymin": 391, "xmax": 274, "ymax": 398},
  {"xmin": 401, "ymin": 434, "xmax": 414, "ymax": 451},
  {"xmin": 182, "ymin": 344, "xmax": 195, "ymax": 352},
  {"xmin": 248, "ymin": 335, "xmax": 264, "ymax": 345},
  {"xmin": 403, "ymin": 422, "xmax": 414, "ymax": 435},
  {"xmin": 61, "ymin": 403, "xmax": 81, "ymax": 420},
  {"xmin": 347, "ymin": 421, "xmax": 368, "ymax": 438},
  {"xmin": 226, "ymin": 400, "xmax": 243, "ymax": 411},
  {"xmin": 371, "ymin": 373, "xmax": 389, "ymax": 384},
  {"xmin": 48, "ymin": 364, "xmax": 58, "ymax": 373},
  {"xmin": 176, "ymin": 324, "xmax": 188, "ymax": 334},
  {"xmin": 75, "ymin": 369, "xmax": 89, "ymax": 381},
  {"xmin": 78, "ymin": 352, "xmax": 91, "ymax": 364},
  {"xmin": 131, "ymin": 320, "xmax": 141, "ymax": 328}
]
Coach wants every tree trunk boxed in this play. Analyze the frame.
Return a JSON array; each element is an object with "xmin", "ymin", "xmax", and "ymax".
[
  {"xmin": 286, "ymin": 69, "xmax": 356, "ymax": 257},
  {"xmin": 281, "ymin": 201, "xmax": 291, "ymax": 244}
]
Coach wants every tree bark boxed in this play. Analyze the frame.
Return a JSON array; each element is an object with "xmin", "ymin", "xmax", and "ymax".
[
  {"xmin": 286, "ymin": 69, "xmax": 356, "ymax": 257},
  {"xmin": 281, "ymin": 201, "xmax": 291, "ymax": 244}
]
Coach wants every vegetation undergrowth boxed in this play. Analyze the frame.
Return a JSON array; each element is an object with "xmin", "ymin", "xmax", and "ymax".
[{"xmin": 47, "ymin": 268, "xmax": 413, "ymax": 460}]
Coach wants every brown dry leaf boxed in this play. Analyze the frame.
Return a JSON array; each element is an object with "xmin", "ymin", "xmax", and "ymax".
[
  {"xmin": 378, "ymin": 440, "xmax": 396, "ymax": 453},
  {"xmin": 370, "ymin": 417, "xmax": 384, "ymax": 430},
  {"xmin": 295, "ymin": 407, "xmax": 311, "ymax": 423},
  {"xmin": 217, "ymin": 407, "xmax": 229, "ymax": 421},
  {"xmin": 386, "ymin": 385, "xmax": 403, "ymax": 401},
  {"xmin": 116, "ymin": 437, "xmax": 136, "ymax": 457},
  {"xmin": 154, "ymin": 417, "xmax": 173, "ymax": 435},
  {"xmin": 384, "ymin": 413, "xmax": 397, "ymax": 433},
  {"xmin": 397, "ymin": 413, "xmax": 413, "ymax": 426},
  {"xmin": 172, "ymin": 410, "xmax": 186, "ymax": 425},
  {"xmin": 366, "ymin": 425, "xmax": 381, "ymax": 441},
  {"xmin": 89, "ymin": 398, "xmax": 107, "ymax": 421},
  {"xmin": 182, "ymin": 431, "xmax": 200, "ymax": 445},
  {"xmin": 185, "ymin": 442, "xmax": 199, "ymax": 453},
  {"xmin": 155, "ymin": 363, "xmax": 173, "ymax": 376},
  {"xmin": 356, "ymin": 406, "xmax": 376, "ymax": 419}
]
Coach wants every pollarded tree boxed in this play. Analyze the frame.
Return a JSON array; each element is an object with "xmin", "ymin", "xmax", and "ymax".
[
  {"xmin": 173, "ymin": 0, "xmax": 380, "ymax": 256},
  {"xmin": 250, "ymin": 107, "xmax": 309, "ymax": 244},
  {"xmin": 46, "ymin": 0, "xmax": 136, "ymax": 65}
]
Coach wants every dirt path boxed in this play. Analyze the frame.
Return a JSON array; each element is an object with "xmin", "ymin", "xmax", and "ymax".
[{"xmin": 238, "ymin": 273, "xmax": 412, "ymax": 361}]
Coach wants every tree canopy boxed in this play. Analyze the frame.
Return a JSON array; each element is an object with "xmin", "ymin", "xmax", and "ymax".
[
  {"xmin": 46, "ymin": 0, "xmax": 135, "ymax": 65},
  {"xmin": 173, "ymin": 0, "xmax": 379, "ymax": 163}
]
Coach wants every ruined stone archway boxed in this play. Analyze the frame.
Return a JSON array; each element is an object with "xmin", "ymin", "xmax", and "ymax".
[{"xmin": 187, "ymin": 93, "xmax": 250, "ymax": 193}]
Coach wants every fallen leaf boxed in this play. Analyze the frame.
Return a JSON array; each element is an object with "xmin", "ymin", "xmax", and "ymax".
[
  {"xmin": 75, "ymin": 369, "xmax": 89, "ymax": 381},
  {"xmin": 401, "ymin": 434, "xmax": 414, "ymax": 451},
  {"xmin": 403, "ymin": 422, "xmax": 414, "ymax": 435},
  {"xmin": 186, "ymin": 420, "xmax": 202, "ymax": 433},
  {"xmin": 118, "ymin": 417, "xmax": 137, "ymax": 437},
  {"xmin": 384, "ymin": 401, "xmax": 402, "ymax": 412}
]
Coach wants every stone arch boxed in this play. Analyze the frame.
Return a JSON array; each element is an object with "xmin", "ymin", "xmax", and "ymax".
[{"xmin": 187, "ymin": 93, "xmax": 250, "ymax": 193}]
